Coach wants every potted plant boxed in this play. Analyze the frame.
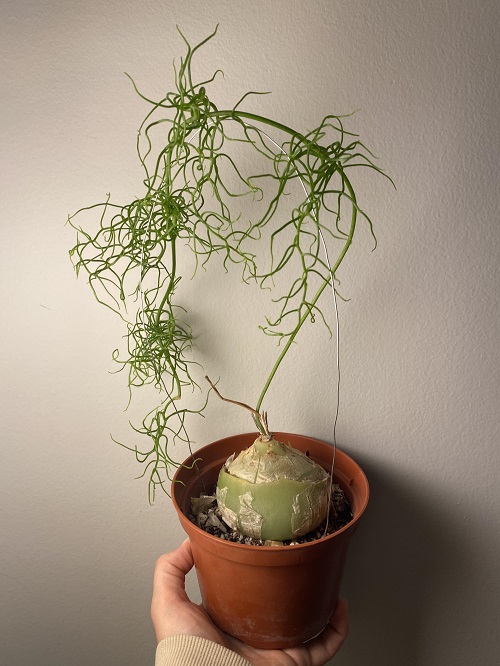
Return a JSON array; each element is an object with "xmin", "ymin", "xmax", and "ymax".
[{"xmin": 69, "ymin": 27, "xmax": 388, "ymax": 648}]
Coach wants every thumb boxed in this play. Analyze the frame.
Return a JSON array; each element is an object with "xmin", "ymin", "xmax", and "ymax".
[{"xmin": 152, "ymin": 539, "xmax": 195, "ymax": 605}]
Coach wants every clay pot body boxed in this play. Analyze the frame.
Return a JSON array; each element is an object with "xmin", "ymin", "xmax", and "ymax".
[{"xmin": 171, "ymin": 432, "xmax": 369, "ymax": 649}]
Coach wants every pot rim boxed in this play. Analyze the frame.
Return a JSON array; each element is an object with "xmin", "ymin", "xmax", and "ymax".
[{"xmin": 171, "ymin": 431, "xmax": 370, "ymax": 552}]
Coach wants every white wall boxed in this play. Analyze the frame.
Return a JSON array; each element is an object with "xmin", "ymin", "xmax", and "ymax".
[{"xmin": 2, "ymin": 1, "xmax": 499, "ymax": 664}]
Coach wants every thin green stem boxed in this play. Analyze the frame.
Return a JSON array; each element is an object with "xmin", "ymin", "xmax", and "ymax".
[
  {"xmin": 209, "ymin": 110, "xmax": 306, "ymax": 145},
  {"xmin": 156, "ymin": 236, "xmax": 177, "ymax": 327},
  {"xmin": 255, "ymin": 175, "xmax": 357, "ymax": 412}
]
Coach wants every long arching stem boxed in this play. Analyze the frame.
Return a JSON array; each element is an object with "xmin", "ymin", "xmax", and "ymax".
[
  {"xmin": 255, "ymin": 176, "xmax": 358, "ymax": 412},
  {"xmin": 206, "ymin": 109, "xmax": 359, "ymax": 414}
]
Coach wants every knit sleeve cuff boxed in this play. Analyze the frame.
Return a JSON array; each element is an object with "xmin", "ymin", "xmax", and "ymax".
[{"xmin": 155, "ymin": 634, "xmax": 252, "ymax": 666}]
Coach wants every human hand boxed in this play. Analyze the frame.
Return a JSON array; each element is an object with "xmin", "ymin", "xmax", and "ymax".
[{"xmin": 151, "ymin": 539, "xmax": 349, "ymax": 666}]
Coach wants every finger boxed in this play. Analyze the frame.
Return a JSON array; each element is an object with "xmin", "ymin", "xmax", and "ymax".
[
  {"xmin": 152, "ymin": 539, "xmax": 194, "ymax": 606},
  {"xmin": 312, "ymin": 599, "xmax": 349, "ymax": 663},
  {"xmin": 328, "ymin": 598, "xmax": 349, "ymax": 640},
  {"xmin": 287, "ymin": 598, "xmax": 349, "ymax": 665}
]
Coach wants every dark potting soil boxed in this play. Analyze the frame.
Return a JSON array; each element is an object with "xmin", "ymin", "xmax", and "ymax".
[{"xmin": 189, "ymin": 484, "xmax": 352, "ymax": 546}]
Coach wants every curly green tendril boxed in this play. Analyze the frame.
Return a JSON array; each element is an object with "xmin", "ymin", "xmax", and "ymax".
[{"xmin": 68, "ymin": 26, "xmax": 390, "ymax": 500}]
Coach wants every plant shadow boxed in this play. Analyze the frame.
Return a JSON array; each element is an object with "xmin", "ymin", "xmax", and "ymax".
[{"xmin": 329, "ymin": 451, "xmax": 472, "ymax": 666}]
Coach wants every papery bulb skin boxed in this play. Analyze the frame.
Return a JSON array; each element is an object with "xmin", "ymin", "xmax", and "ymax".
[{"xmin": 216, "ymin": 436, "xmax": 330, "ymax": 541}]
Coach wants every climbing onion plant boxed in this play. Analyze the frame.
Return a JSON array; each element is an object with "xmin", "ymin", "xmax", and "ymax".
[{"xmin": 69, "ymin": 27, "xmax": 388, "ymax": 501}]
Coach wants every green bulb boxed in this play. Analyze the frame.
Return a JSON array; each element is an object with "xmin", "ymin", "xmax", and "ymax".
[{"xmin": 216, "ymin": 437, "xmax": 330, "ymax": 541}]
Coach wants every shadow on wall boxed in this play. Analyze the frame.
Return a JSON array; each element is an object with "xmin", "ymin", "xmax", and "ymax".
[{"xmin": 334, "ymin": 451, "xmax": 472, "ymax": 666}]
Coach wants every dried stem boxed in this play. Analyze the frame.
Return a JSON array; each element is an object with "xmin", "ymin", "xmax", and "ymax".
[{"xmin": 205, "ymin": 375, "xmax": 271, "ymax": 439}]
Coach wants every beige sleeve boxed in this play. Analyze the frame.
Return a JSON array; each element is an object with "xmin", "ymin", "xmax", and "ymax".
[{"xmin": 155, "ymin": 634, "xmax": 253, "ymax": 666}]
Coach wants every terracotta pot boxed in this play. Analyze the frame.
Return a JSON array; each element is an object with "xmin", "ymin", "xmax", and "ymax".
[{"xmin": 171, "ymin": 431, "xmax": 369, "ymax": 649}]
